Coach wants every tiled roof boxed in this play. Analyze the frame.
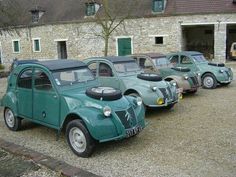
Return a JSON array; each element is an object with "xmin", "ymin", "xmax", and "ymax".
[{"xmin": 0, "ymin": 0, "xmax": 236, "ymax": 27}]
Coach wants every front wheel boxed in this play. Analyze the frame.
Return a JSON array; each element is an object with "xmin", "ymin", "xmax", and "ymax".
[
  {"xmin": 202, "ymin": 73, "xmax": 217, "ymax": 89},
  {"xmin": 66, "ymin": 120, "xmax": 95, "ymax": 158},
  {"xmin": 4, "ymin": 108, "xmax": 21, "ymax": 131}
]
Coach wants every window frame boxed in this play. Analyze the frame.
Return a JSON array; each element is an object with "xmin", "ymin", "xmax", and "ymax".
[
  {"xmin": 155, "ymin": 36, "xmax": 164, "ymax": 45},
  {"xmin": 32, "ymin": 38, "xmax": 41, "ymax": 52},
  {"xmin": 86, "ymin": 2, "xmax": 95, "ymax": 16},
  {"xmin": 12, "ymin": 39, "xmax": 20, "ymax": 53},
  {"xmin": 152, "ymin": 0, "xmax": 165, "ymax": 13},
  {"xmin": 17, "ymin": 68, "xmax": 33, "ymax": 89}
]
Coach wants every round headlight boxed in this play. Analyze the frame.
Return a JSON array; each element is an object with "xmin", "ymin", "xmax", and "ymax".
[
  {"xmin": 197, "ymin": 73, "xmax": 201, "ymax": 76},
  {"xmin": 219, "ymin": 69, "xmax": 224, "ymax": 73},
  {"xmin": 151, "ymin": 86, "xmax": 157, "ymax": 91},
  {"xmin": 103, "ymin": 106, "xmax": 112, "ymax": 117},
  {"xmin": 172, "ymin": 82, "xmax": 177, "ymax": 86},
  {"xmin": 184, "ymin": 76, "xmax": 189, "ymax": 80},
  {"xmin": 136, "ymin": 97, "xmax": 142, "ymax": 106}
]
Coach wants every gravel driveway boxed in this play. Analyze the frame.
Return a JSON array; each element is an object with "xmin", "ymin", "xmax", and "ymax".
[{"xmin": 0, "ymin": 77, "xmax": 236, "ymax": 177}]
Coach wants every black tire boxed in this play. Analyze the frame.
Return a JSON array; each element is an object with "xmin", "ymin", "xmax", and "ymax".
[
  {"xmin": 171, "ymin": 67, "xmax": 190, "ymax": 72},
  {"xmin": 164, "ymin": 103, "xmax": 175, "ymax": 110},
  {"xmin": 202, "ymin": 73, "xmax": 217, "ymax": 89},
  {"xmin": 66, "ymin": 120, "xmax": 95, "ymax": 158},
  {"xmin": 4, "ymin": 108, "xmax": 21, "ymax": 131},
  {"xmin": 86, "ymin": 87, "xmax": 122, "ymax": 101},
  {"xmin": 137, "ymin": 73, "xmax": 162, "ymax": 81}
]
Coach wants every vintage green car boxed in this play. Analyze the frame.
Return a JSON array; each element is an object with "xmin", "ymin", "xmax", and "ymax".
[
  {"xmin": 0, "ymin": 60, "xmax": 146, "ymax": 157},
  {"xmin": 130, "ymin": 53, "xmax": 200, "ymax": 93},
  {"xmin": 84, "ymin": 56, "xmax": 179, "ymax": 109},
  {"xmin": 167, "ymin": 51, "xmax": 234, "ymax": 89}
]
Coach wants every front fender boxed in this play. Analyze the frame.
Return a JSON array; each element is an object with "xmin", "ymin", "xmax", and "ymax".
[{"xmin": 64, "ymin": 107, "xmax": 120, "ymax": 141}]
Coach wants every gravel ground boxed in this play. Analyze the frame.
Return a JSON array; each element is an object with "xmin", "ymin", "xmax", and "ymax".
[{"xmin": 0, "ymin": 76, "xmax": 236, "ymax": 177}]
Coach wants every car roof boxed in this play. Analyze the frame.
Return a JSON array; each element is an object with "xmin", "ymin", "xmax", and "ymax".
[
  {"xmin": 14, "ymin": 59, "xmax": 39, "ymax": 65},
  {"xmin": 35, "ymin": 59, "xmax": 87, "ymax": 71},
  {"xmin": 100, "ymin": 56, "xmax": 135, "ymax": 63},
  {"xmin": 132, "ymin": 53, "xmax": 166, "ymax": 58},
  {"xmin": 169, "ymin": 51, "xmax": 203, "ymax": 56}
]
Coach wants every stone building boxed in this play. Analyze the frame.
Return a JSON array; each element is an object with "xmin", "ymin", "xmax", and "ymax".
[{"xmin": 0, "ymin": 0, "xmax": 236, "ymax": 66}]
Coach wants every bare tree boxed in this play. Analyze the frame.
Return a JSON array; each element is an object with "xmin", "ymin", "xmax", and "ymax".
[{"xmin": 92, "ymin": 0, "xmax": 139, "ymax": 56}]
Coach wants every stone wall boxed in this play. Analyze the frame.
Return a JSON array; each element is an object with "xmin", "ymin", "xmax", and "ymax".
[{"xmin": 0, "ymin": 13, "xmax": 236, "ymax": 66}]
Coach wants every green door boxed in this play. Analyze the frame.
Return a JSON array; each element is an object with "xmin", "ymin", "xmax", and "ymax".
[
  {"xmin": 33, "ymin": 68, "xmax": 59, "ymax": 127},
  {"xmin": 16, "ymin": 68, "xmax": 33, "ymax": 119},
  {"xmin": 118, "ymin": 38, "xmax": 132, "ymax": 56}
]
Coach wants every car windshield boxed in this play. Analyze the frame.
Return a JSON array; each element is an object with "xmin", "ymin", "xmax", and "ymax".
[
  {"xmin": 114, "ymin": 61, "xmax": 141, "ymax": 73},
  {"xmin": 52, "ymin": 67, "xmax": 95, "ymax": 86},
  {"xmin": 192, "ymin": 54, "xmax": 207, "ymax": 63},
  {"xmin": 152, "ymin": 57, "xmax": 173, "ymax": 68}
]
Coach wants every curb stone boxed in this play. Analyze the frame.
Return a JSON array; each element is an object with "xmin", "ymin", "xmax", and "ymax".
[{"xmin": 0, "ymin": 138, "xmax": 101, "ymax": 177}]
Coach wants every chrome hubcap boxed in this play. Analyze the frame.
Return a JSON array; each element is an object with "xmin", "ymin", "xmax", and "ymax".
[
  {"xmin": 203, "ymin": 76, "xmax": 214, "ymax": 88},
  {"xmin": 69, "ymin": 127, "xmax": 87, "ymax": 153},
  {"xmin": 5, "ymin": 109, "xmax": 15, "ymax": 128}
]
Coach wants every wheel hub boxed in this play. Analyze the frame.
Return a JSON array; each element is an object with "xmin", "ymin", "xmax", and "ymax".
[
  {"xmin": 69, "ymin": 127, "xmax": 87, "ymax": 153},
  {"xmin": 5, "ymin": 109, "xmax": 15, "ymax": 128},
  {"xmin": 204, "ymin": 76, "xmax": 214, "ymax": 88}
]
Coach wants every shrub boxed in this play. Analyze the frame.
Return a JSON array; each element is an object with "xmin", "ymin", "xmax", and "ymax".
[{"xmin": 0, "ymin": 64, "xmax": 5, "ymax": 70}]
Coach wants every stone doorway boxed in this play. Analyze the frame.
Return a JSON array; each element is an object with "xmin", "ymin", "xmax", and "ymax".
[
  {"xmin": 182, "ymin": 25, "xmax": 214, "ymax": 60},
  {"xmin": 226, "ymin": 24, "xmax": 236, "ymax": 60},
  {"xmin": 57, "ymin": 41, "xmax": 67, "ymax": 59}
]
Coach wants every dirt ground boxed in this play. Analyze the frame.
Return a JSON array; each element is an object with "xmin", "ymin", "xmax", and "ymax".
[{"xmin": 0, "ymin": 77, "xmax": 236, "ymax": 177}]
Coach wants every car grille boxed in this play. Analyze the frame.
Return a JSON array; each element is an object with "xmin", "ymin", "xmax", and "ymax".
[
  {"xmin": 159, "ymin": 87, "xmax": 172, "ymax": 100},
  {"xmin": 115, "ymin": 107, "xmax": 137, "ymax": 129},
  {"xmin": 189, "ymin": 76, "xmax": 199, "ymax": 86}
]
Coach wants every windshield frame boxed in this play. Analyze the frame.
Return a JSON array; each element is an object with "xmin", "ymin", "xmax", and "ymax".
[
  {"xmin": 191, "ymin": 54, "xmax": 208, "ymax": 63},
  {"xmin": 113, "ymin": 61, "xmax": 142, "ymax": 75},
  {"xmin": 52, "ymin": 66, "xmax": 96, "ymax": 87}
]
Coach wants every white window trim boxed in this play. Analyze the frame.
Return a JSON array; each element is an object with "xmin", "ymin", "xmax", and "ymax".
[
  {"xmin": 54, "ymin": 39, "xmax": 68, "ymax": 42},
  {"xmin": 149, "ymin": 35, "xmax": 166, "ymax": 45},
  {"xmin": 32, "ymin": 38, "xmax": 41, "ymax": 52},
  {"xmin": 12, "ymin": 39, "xmax": 20, "ymax": 53},
  {"xmin": 115, "ymin": 36, "xmax": 134, "ymax": 56}
]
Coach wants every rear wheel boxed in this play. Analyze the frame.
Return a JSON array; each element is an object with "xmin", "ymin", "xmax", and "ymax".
[
  {"xmin": 4, "ymin": 108, "xmax": 21, "ymax": 131},
  {"xmin": 66, "ymin": 120, "xmax": 95, "ymax": 158},
  {"xmin": 202, "ymin": 73, "xmax": 217, "ymax": 89}
]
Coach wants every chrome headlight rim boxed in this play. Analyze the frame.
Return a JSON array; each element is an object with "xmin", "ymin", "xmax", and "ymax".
[
  {"xmin": 184, "ymin": 75, "xmax": 189, "ymax": 80},
  {"xmin": 150, "ymin": 85, "xmax": 157, "ymax": 92},
  {"xmin": 219, "ymin": 69, "xmax": 224, "ymax": 73},
  {"xmin": 103, "ymin": 106, "xmax": 112, "ymax": 117}
]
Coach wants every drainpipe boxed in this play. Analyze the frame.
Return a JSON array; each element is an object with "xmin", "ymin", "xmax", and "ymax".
[{"xmin": 28, "ymin": 26, "xmax": 33, "ymax": 59}]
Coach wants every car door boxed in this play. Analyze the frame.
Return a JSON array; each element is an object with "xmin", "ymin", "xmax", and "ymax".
[
  {"xmin": 97, "ymin": 62, "xmax": 120, "ymax": 89},
  {"xmin": 169, "ymin": 55, "xmax": 180, "ymax": 67},
  {"xmin": 16, "ymin": 68, "xmax": 33, "ymax": 119},
  {"xmin": 33, "ymin": 68, "xmax": 59, "ymax": 127},
  {"xmin": 179, "ymin": 55, "xmax": 198, "ymax": 72}
]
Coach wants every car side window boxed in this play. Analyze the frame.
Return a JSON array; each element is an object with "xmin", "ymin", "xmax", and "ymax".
[
  {"xmin": 169, "ymin": 55, "xmax": 179, "ymax": 65},
  {"xmin": 17, "ymin": 69, "xmax": 33, "ymax": 89},
  {"xmin": 34, "ymin": 69, "xmax": 53, "ymax": 91},
  {"xmin": 139, "ymin": 58, "xmax": 154, "ymax": 70},
  {"xmin": 88, "ymin": 62, "xmax": 97, "ymax": 76},
  {"xmin": 180, "ymin": 55, "xmax": 192, "ymax": 64},
  {"xmin": 99, "ymin": 63, "xmax": 113, "ymax": 77}
]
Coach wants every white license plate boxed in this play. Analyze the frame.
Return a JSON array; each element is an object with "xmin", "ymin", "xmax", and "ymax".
[{"xmin": 126, "ymin": 126, "xmax": 142, "ymax": 137}]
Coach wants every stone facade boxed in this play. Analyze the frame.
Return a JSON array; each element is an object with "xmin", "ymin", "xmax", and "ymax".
[{"xmin": 0, "ymin": 13, "xmax": 236, "ymax": 66}]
